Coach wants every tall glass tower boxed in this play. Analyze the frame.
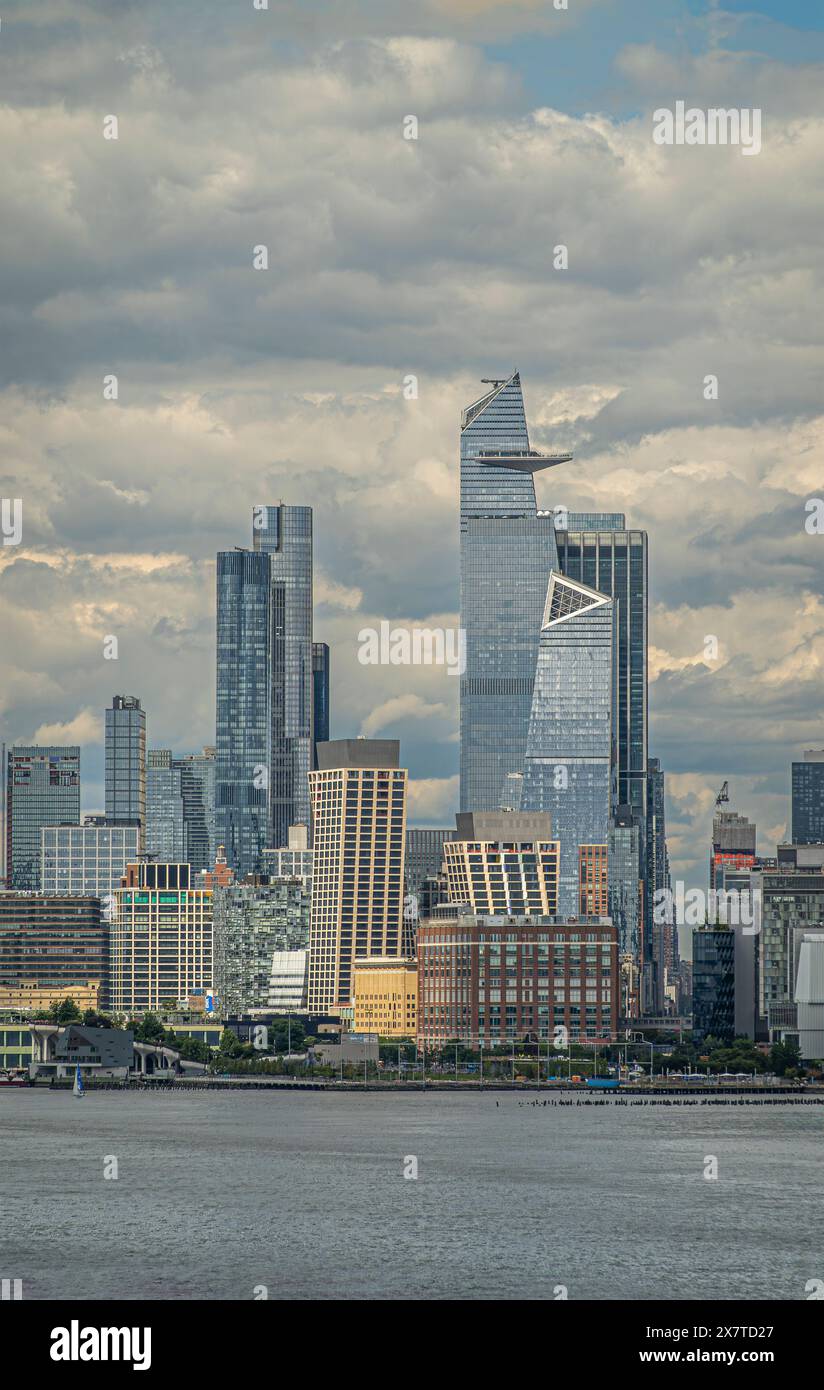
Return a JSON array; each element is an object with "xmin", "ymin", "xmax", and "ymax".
[
  {"xmin": 520, "ymin": 573, "xmax": 616, "ymax": 917},
  {"xmin": 216, "ymin": 507, "xmax": 314, "ymax": 878},
  {"xmin": 253, "ymin": 505, "xmax": 313, "ymax": 848},
  {"xmin": 459, "ymin": 372, "xmax": 572, "ymax": 814},
  {"xmin": 215, "ymin": 548, "xmax": 272, "ymax": 878},
  {"xmin": 105, "ymin": 696, "xmax": 146, "ymax": 837}
]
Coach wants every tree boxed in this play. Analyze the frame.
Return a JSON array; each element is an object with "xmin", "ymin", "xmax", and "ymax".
[
  {"xmin": 48, "ymin": 997, "xmax": 82, "ymax": 1024},
  {"xmin": 82, "ymin": 1008, "xmax": 115, "ymax": 1029},
  {"xmin": 769, "ymin": 1040, "xmax": 801, "ymax": 1076},
  {"xmin": 134, "ymin": 1012, "xmax": 166, "ymax": 1044}
]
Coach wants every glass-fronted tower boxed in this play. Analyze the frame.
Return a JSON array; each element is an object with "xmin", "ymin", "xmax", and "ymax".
[
  {"xmin": 459, "ymin": 372, "xmax": 572, "ymax": 815},
  {"xmin": 215, "ymin": 548, "xmax": 271, "ymax": 878},
  {"xmin": 105, "ymin": 696, "xmax": 146, "ymax": 836},
  {"xmin": 520, "ymin": 573, "xmax": 616, "ymax": 917},
  {"xmin": 253, "ymin": 504, "xmax": 314, "ymax": 848},
  {"xmin": 4, "ymin": 746, "xmax": 81, "ymax": 890},
  {"xmin": 312, "ymin": 641, "xmax": 330, "ymax": 770},
  {"xmin": 792, "ymin": 750, "xmax": 824, "ymax": 845}
]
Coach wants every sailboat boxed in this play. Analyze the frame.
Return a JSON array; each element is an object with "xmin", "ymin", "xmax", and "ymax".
[{"xmin": 73, "ymin": 1064, "xmax": 85, "ymax": 1098}]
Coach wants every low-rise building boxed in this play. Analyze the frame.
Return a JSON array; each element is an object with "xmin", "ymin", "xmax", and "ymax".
[{"xmin": 353, "ymin": 957, "xmax": 417, "ymax": 1037}]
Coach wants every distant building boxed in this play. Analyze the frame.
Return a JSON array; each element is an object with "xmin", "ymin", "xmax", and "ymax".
[
  {"xmin": 109, "ymin": 862, "xmax": 212, "ymax": 1015},
  {"xmin": 417, "ymin": 914, "xmax": 618, "ymax": 1046},
  {"xmin": 105, "ymin": 696, "xmax": 146, "ymax": 838},
  {"xmin": 791, "ymin": 751, "xmax": 824, "ymax": 846},
  {"xmin": 0, "ymin": 892, "xmax": 106, "ymax": 1007},
  {"xmin": 794, "ymin": 933, "xmax": 824, "ymax": 1061},
  {"xmin": 212, "ymin": 876, "xmax": 310, "ymax": 1015},
  {"xmin": 692, "ymin": 926, "xmax": 735, "ymax": 1042},
  {"xmin": 261, "ymin": 823, "xmax": 313, "ymax": 884},
  {"xmin": 608, "ymin": 805, "xmax": 643, "ymax": 958},
  {"xmin": 146, "ymin": 747, "xmax": 216, "ymax": 873},
  {"xmin": 405, "ymin": 828, "xmax": 455, "ymax": 900},
  {"xmin": 307, "ymin": 739, "xmax": 407, "ymax": 1015},
  {"xmin": 40, "ymin": 820, "xmax": 139, "ymax": 898},
  {"xmin": 710, "ymin": 808, "xmax": 755, "ymax": 891},
  {"xmin": 755, "ymin": 867, "xmax": 824, "ymax": 1023},
  {"xmin": 200, "ymin": 845, "xmax": 235, "ymax": 890},
  {"xmin": 443, "ymin": 811, "xmax": 559, "ymax": 916},
  {"xmin": 4, "ymin": 746, "xmax": 80, "ymax": 890},
  {"xmin": 312, "ymin": 642, "xmax": 330, "ymax": 770},
  {"xmin": 579, "ymin": 844, "xmax": 609, "ymax": 917},
  {"xmin": 268, "ymin": 949, "xmax": 309, "ymax": 1012},
  {"xmin": 521, "ymin": 573, "xmax": 616, "ymax": 917},
  {"xmin": 353, "ymin": 957, "xmax": 417, "ymax": 1038}
]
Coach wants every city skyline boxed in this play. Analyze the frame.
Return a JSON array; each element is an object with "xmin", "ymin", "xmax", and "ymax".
[{"xmin": 3, "ymin": 0, "xmax": 824, "ymax": 901}]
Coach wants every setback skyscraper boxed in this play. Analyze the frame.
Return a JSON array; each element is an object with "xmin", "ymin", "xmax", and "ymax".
[
  {"xmin": 216, "ymin": 508, "xmax": 315, "ymax": 878},
  {"xmin": 459, "ymin": 371, "xmax": 571, "ymax": 816}
]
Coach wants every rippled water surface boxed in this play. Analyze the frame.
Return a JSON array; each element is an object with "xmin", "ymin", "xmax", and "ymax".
[{"xmin": 1, "ymin": 1089, "xmax": 821, "ymax": 1300}]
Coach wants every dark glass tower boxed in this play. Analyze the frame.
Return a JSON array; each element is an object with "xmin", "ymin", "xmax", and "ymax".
[
  {"xmin": 4, "ymin": 746, "xmax": 81, "ymax": 890},
  {"xmin": 253, "ymin": 505, "xmax": 313, "ymax": 848},
  {"xmin": 215, "ymin": 548, "xmax": 271, "ymax": 878},
  {"xmin": 555, "ymin": 524, "xmax": 647, "ymax": 818},
  {"xmin": 459, "ymin": 372, "xmax": 572, "ymax": 815},
  {"xmin": 216, "ymin": 507, "xmax": 314, "ymax": 877},
  {"xmin": 105, "ymin": 696, "xmax": 146, "ymax": 835},
  {"xmin": 312, "ymin": 641, "xmax": 330, "ymax": 770},
  {"xmin": 792, "ymin": 751, "xmax": 824, "ymax": 844},
  {"xmin": 146, "ymin": 747, "xmax": 215, "ymax": 872}
]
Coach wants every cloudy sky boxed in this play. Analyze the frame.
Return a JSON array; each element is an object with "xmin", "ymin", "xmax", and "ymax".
[{"xmin": 2, "ymin": 0, "xmax": 824, "ymax": 904}]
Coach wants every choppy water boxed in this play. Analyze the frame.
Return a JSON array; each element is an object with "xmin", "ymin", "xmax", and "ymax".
[{"xmin": 1, "ymin": 1089, "xmax": 821, "ymax": 1300}]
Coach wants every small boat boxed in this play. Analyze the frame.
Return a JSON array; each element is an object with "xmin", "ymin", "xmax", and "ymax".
[{"xmin": 73, "ymin": 1064, "xmax": 85, "ymax": 1098}]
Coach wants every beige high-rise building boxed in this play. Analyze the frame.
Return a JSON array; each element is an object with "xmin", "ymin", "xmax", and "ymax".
[
  {"xmin": 109, "ymin": 862, "xmax": 212, "ymax": 1014},
  {"xmin": 307, "ymin": 740, "xmax": 407, "ymax": 1015},
  {"xmin": 443, "ymin": 812, "xmax": 559, "ymax": 916}
]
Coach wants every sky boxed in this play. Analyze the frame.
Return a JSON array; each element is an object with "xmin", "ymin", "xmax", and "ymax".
[{"xmin": 1, "ymin": 0, "xmax": 823, "ymax": 899}]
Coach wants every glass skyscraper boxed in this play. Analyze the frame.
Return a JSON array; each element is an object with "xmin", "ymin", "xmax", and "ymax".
[
  {"xmin": 791, "ymin": 751, "xmax": 824, "ymax": 844},
  {"xmin": 4, "ymin": 746, "xmax": 81, "ymax": 890},
  {"xmin": 520, "ymin": 573, "xmax": 616, "ymax": 917},
  {"xmin": 146, "ymin": 747, "xmax": 216, "ymax": 872},
  {"xmin": 555, "ymin": 523, "xmax": 647, "ymax": 818},
  {"xmin": 215, "ymin": 547, "xmax": 271, "ymax": 878},
  {"xmin": 459, "ymin": 371, "xmax": 572, "ymax": 815},
  {"xmin": 312, "ymin": 641, "xmax": 330, "ymax": 770},
  {"xmin": 253, "ymin": 505, "xmax": 313, "ymax": 848},
  {"xmin": 216, "ymin": 507, "xmax": 314, "ymax": 878},
  {"xmin": 105, "ymin": 695, "xmax": 146, "ymax": 835}
]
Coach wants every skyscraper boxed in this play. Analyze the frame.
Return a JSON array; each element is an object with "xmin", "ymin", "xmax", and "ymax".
[
  {"xmin": 520, "ymin": 573, "xmax": 616, "ymax": 917},
  {"xmin": 215, "ymin": 548, "xmax": 271, "ymax": 878},
  {"xmin": 146, "ymin": 747, "xmax": 216, "ymax": 872},
  {"xmin": 40, "ymin": 820, "xmax": 140, "ymax": 898},
  {"xmin": 555, "ymin": 521, "xmax": 647, "ymax": 820},
  {"xmin": 4, "ymin": 746, "xmax": 81, "ymax": 890},
  {"xmin": 306, "ymin": 739, "xmax": 407, "ymax": 1015},
  {"xmin": 105, "ymin": 696, "xmax": 146, "ymax": 836},
  {"xmin": 312, "ymin": 641, "xmax": 330, "ymax": 770},
  {"xmin": 216, "ymin": 508, "xmax": 315, "ymax": 878},
  {"xmin": 710, "ymin": 806, "xmax": 756, "ymax": 890},
  {"xmin": 791, "ymin": 750, "xmax": 824, "ymax": 845},
  {"xmin": 253, "ymin": 504, "xmax": 314, "ymax": 848},
  {"xmin": 459, "ymin": 371, "xmax": 572, "ymax": 815}
]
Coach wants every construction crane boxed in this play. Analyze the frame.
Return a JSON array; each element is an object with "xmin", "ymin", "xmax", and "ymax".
[{"xmin": 715, "ymin": 781, "xmax": 730, "ymax": 808}]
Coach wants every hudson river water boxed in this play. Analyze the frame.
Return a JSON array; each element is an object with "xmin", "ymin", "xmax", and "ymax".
[{"xmin": 2, "ymin": 1089, "xmax": 822, "ymax": 1300}]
